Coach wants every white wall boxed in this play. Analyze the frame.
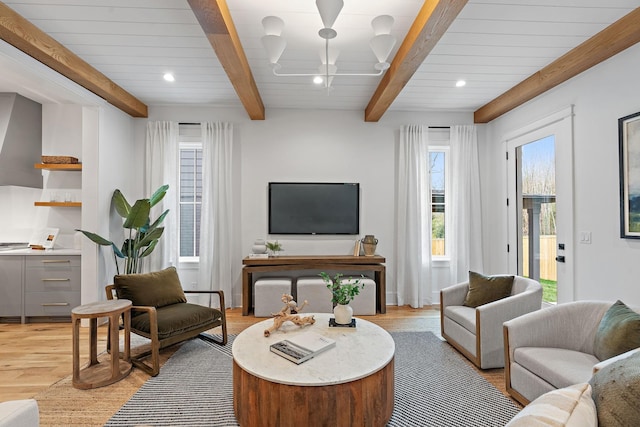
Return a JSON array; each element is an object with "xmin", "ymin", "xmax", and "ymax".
[
  {"xmin": 139, "ymin": 106, "xmax": 473, "ymax": 306},
  {"xmin": 41, "ymin": 104, "xmax": 83, "ymax": 248},
  {"xmin": 80, "ymin": 104, "xmax": 136, "ymax": 304},
  {"xmin": 482, "ymin": 43, "xmax": 640, "ymax": 304},
  {"xmin": 0, "ymin": 186, "xmax": 40, "ymax": 241}
]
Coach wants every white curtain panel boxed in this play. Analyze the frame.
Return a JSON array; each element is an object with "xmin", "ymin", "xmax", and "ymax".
[
  {"xmin": 198, "ymin": 122, "xmax": 235, "ymax": 308},
  {"xmin": 395, "ymin": 125, "xmax": 431, "ymax": 307},
  {"xmin": 449, "ymin": 125, "xmax": 484, "ymax": 284},
  {"xmin": 145, "ymin": 121, "xmax": 179, "ymax": 272}
]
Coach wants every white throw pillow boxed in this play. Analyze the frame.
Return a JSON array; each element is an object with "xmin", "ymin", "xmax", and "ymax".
[{"xmin": 505, "ymin": 383, "xmax": 597, "ymax": 427}]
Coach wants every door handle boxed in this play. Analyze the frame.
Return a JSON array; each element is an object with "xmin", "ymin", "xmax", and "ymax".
[{"xmin": 555, "ymin": 256, "xmax": 565, "ymax": 263}]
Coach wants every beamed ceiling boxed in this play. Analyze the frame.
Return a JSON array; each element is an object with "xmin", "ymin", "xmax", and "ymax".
[{"xmin": 0, "ymin": 0, "xmax": 639, "ymax": 122}]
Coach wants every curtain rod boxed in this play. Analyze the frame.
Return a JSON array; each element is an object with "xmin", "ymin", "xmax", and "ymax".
[{"xmin": 178, "ymin": 122, "xmax": 450, "ymax": 128}]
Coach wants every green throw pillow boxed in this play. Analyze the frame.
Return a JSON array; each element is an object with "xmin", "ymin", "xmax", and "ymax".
[
  {"xmin": 590, "ymin": 351, "xmax": 640, "ymax": 427},
  {"xmin": 593, "ymin": 300, "xmax": 640, "ymax": 361},
  {"xmin": 114, "ymin": 266, "xmax": 187, "ymax": 309},
  {"xmin": 463, "ymin": 271, "xmax": 514, "ymax": 308}
]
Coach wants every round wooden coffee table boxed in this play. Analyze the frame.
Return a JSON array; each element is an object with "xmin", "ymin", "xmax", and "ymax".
[{"xmin": 232, "ymin": 313, "xmax": 395, "ymax": 427}]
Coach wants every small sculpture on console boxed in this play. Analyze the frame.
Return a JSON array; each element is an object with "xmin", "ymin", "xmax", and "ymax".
[{"xmin": 264, "ymin": 294, "xmax": 315, "ymax": 337}]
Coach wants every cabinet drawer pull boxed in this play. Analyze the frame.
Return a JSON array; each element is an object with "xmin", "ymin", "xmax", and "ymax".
[
  {"xmin": 42, "ymin": 260, "xmax": 71, "ymax": 264},
  {"xmin": 42, "ymin": 278, "xmax": 71, "ymax": 282},
  {"xmin": 41, "ymin": 303, "xmax": 70, "ymax": 307}
]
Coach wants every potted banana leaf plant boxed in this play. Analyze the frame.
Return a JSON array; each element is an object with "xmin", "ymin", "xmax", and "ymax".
[{"xmin": 76, "ymin": 185, "xmax": 169, "ymax": 275}]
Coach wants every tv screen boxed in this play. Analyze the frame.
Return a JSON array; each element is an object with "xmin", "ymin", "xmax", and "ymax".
[{"xmin": 268, "ymin": 182, "xmax": 360, "ymax": 235}]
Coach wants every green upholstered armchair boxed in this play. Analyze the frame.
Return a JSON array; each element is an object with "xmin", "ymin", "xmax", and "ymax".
[{"xmin": 106, "ymin": 266, "xmax": 227, "ymax": 376}]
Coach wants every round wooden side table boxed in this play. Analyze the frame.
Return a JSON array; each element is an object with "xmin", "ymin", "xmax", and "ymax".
[{"xmin": 72, "ymin": 299, "xmax": 132, "ymax": 390}]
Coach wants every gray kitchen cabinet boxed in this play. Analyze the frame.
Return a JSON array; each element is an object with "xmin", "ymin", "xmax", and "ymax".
[
  {"xmin": 24, "ymin": 256, "xmax": 80, "ymax": 319},
  {"xmin": 0, "ymin": 255, "xmax": 80, "ymax": 323},
  {"xmin": 0, "ymin": 256, "xmax": 24, "ymax": 320}
]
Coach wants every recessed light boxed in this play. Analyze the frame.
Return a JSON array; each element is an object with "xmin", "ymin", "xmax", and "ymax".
[
  {"xmin": 163, "ymin": 73, "xmax": 175, "ymax": 82},
  {"xmin": 313, "ymin": 76, "xmax": 323, "ymax": 85},
  {"xmin": 455, "ymin": 80, "xmax": 466, "ymax": 87}
]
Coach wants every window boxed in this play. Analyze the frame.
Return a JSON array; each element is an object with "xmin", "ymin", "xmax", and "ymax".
[
  {"xmin": 179, "ymin": 125, "xmax": 202, "ymax": 261},
  {"xmin": 429, "ymin": 147, "xmax": 449, "ymax": 258}
]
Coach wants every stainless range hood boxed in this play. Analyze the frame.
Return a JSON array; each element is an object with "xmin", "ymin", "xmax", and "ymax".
[{"xmin": 0, "ymin": 93, "xmax": 42, "ymax": 188}]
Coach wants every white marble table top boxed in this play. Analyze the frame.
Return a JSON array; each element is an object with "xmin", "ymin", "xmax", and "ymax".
[{"xmin": 232, "ymin": 313, "xmax": 395, "ymax": 386}]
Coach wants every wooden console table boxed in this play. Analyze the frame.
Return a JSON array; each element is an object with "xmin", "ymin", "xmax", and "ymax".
[{"xmin": 242, "ymin": 255, "xmax": 386, "ymax": 316}]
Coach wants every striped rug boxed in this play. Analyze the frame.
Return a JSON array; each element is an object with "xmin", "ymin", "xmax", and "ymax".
[{"xmin": 105, "ymin": 331, "xmax": 520, "ymax": 426}]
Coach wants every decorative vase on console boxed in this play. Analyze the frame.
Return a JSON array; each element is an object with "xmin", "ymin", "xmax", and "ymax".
[
  {"xmin": 320, "ymin": 272, "xmax": 364, "ymax": 325},
  {"xmin": 252, "ymin": 239, "xmax": 267, "ymax": 254},
  {"xmin": 361, "ymin": 235, "xmax": 378, "ymax": 257}
]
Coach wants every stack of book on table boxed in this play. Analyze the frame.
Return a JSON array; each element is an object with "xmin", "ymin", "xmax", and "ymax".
[{"xmin": 270, "ymin": 331, "xmax": 336, "ymax": 364}]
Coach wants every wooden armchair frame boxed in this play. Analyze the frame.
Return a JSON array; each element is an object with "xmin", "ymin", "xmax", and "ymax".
[{"xmin": 106, "ymin": 285, "xmax": 227, "ymax": 376}]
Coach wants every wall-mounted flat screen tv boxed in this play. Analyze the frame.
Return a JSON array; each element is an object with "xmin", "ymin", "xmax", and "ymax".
[{"xmin": 268, "ymin": 182, "xmax": 360, "ymax": 235}]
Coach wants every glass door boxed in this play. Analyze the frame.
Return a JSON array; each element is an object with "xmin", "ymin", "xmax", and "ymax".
[
  {"xmin": 506, "ymin": 108, "xmax": 574, "ymax": 304},
  {"xmin": 516, "ymin": 136, "xmax": 557, "ymax": 302}
]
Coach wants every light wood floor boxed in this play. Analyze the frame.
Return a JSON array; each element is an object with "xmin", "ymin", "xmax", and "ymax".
[{"xmin": 0, "ymin": 306, "xmax": 514, "ymax": 425}]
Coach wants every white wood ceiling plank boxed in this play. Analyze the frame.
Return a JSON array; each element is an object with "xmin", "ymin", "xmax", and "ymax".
[
  {"xmin": 468, "ymin": 0, "xmax": 638, "ymax": 8},
  {"xmin": 4, "ymin": 0, "xmax": 189, "ymax": 9},
  {"xmin": 69, "ymin": 46, "xmax": 216, "ymax": 58},
  {"xmin": 429, "ymin": 44, "xmax": 569, "ymax": 59},
  {"xmin": 447, "ymin": 19, "xmax": 615, "ymax": 37},
  {"xmin": 99, "ymin": 74, "xmax": 232, "ymax": 84},
  {"xmin": 57, "ymin": 34, "xmax": 211, "ymax": 48},
  {"xmin": 25, "ymin": 21, "xmax": 205, "ymax": 37},
  {"xmin": 408, "ymin": 71, "xmax": 531, "ymax": 82},
  {"xmin": 422, "ymin": 54, "xmax": 556, "ymax": 67},
  {"xmin": 414, "ymin": 63, "xmax": 542, "ymax": 76},
  {"xmin": 2, "ymin": 5, "xmax": 197, "ymax": 24},
  {"xmin": 459, "ymin": 3, "xmax": 635, "ymax": 23},
  {"xmin": 75, "ymin": 57, "xmax": 219, "ymax": 68},
  {"xmin": 439, "ymin": 32, "xmax": 588, "ymax": 48}
]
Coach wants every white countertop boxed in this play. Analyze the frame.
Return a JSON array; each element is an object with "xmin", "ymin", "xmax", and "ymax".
[
  {"xmin": 0, "ymin": 248, "xmax": 81, "ymax": 256},
  {"xmin": 232, "ymin": 313, "xmax": 395, "ymax": 386}
]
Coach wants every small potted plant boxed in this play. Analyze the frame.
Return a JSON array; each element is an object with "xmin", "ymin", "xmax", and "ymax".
[
  {"xmin": 320, "ymin": 272, "xmax": 364, "ymax": 324},
  {"xmin": 266, "ymin": 240, "xmax": 283, "ymax": 256}
]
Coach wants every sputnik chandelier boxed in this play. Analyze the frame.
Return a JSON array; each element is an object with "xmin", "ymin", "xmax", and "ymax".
[{"xmin": 261, "ymin": 0, "xmax": 397, "ymax": 89}]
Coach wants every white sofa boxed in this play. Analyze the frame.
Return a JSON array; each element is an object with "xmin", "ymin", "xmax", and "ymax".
[
  {"xmin": 503, "ymin": 300, "xmax": 640, "ymax": 405},
  {"xmin": 0, "ymin": 399, "xmax": 39, "ymax": 427},
  {"xmin": 440, "ymin": 275, "xmax": 542, "ymax": 369}
]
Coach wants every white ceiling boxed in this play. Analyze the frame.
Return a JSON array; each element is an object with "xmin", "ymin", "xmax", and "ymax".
[{"xmin": 0, "ymin": 0, "xmax": 638, "ymax": 116}]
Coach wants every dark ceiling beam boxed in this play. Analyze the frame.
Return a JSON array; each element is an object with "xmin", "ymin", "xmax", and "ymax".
[
  {"xmin": 187, "ymin": 0, "xmax": 265, "ymax": 120},
  {"xmin": 474, "ymin": 7, "xmax": 640, "ymax": 123},
  {"xmin": 364, "ymin": 0, "xmax": 469, "ymax": 122},
  {"xmin": 0, "ymin": 1, "xmax": 148, "ymax": 118}
]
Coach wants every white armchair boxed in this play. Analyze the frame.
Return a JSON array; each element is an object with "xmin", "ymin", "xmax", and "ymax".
[
  {"xmin": 503, "ymin": 300, "xmax": 640, "ymax": 405},
  {"xmin": 440, "ymin": 275, "xmax": 542, "ymax": 369},
  {"xmin": 0, "ymin": 399, "xmax": 39, "ymax": 427}
]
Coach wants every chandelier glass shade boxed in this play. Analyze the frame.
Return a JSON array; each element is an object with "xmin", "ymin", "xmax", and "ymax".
[{"xmin": 260, "ymin": 0, "xmax": 396, "ymax": 87}]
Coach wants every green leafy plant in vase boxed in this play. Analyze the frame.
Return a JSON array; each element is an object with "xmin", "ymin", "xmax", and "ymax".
[
  {"xmin": 266, "ymin": 240, "xmax": 283, "ymax": 256},
  {"xmin": 320, "ymin": 272, "xmax": 365, "ymax": 324},
  {"xmin": 76, "ymin": 185, "xmax": 169, "ymax": 275}
]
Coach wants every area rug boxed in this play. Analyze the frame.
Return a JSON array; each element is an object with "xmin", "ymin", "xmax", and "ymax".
[{"xmin": 105, "ymin": 332, "xmax": 520, "ymax": 426}]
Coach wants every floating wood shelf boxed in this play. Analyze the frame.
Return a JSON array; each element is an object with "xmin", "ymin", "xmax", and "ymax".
[
  {"xmin": 34, "ymin": 202, "xmax": 82, "ymax": 207},
  {"xmin": 34, "ymin": 163, "xmax": 82, "ymax": 171}
]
